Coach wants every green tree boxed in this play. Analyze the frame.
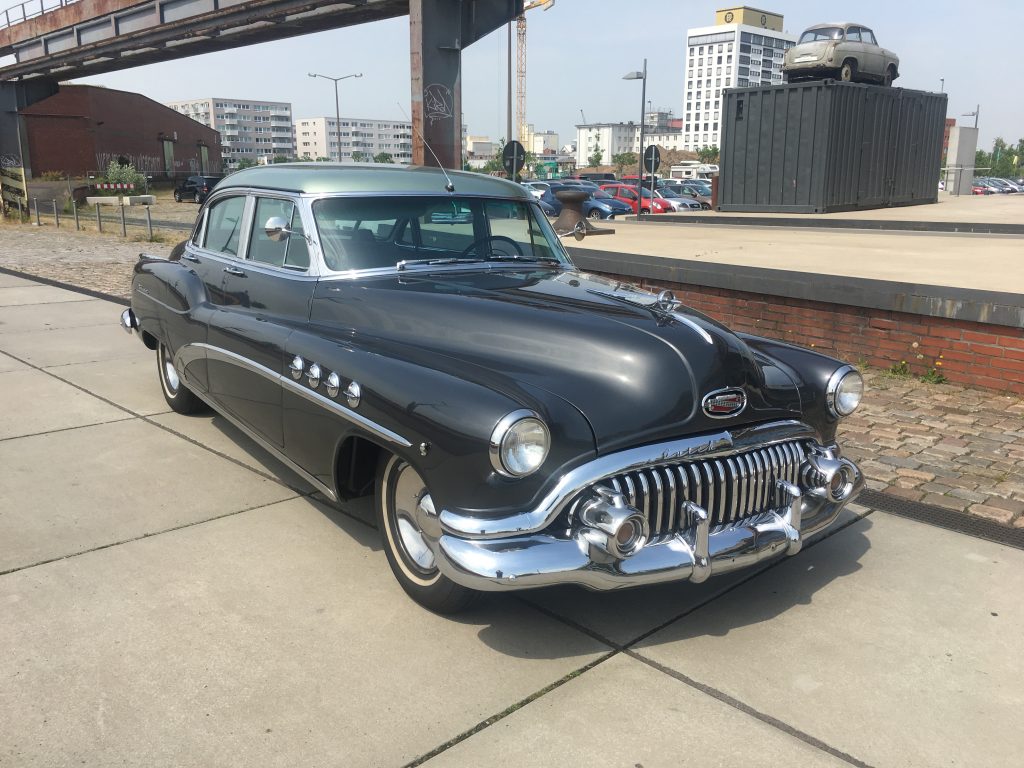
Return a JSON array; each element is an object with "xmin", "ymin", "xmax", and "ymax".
[
  {"xmin": 271, "ymin": 155, "xmax": 293, "ymax": 164},
  {"xmin": 373, "ymin": 152, "xmax": 394, "ymax": 164},
  {"xmin": 612, "ymin": 152, "xmax": 637, "ymax": 176},
  {"xmin": 104, "ymin": 160, "xmax": 144, "ymax": 189},
  {"xmin": 587, "ymin": 149, "xmax": 604, "ymax": 168},
  {"xmin": 351, "ymin": 151, "xmax": 367, "ymax": 163},
  {"xmin": 697, "ymin": 145, "xmax": 720, "ymax": 164},
  {"xmin": 235, "ymin": 159, "xmax": 257, "ymax": 170}
]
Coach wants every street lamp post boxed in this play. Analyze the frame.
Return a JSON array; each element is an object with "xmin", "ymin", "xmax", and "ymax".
[
  {"xmin": 623, "ymin": 59, "xmax": 648, "ymax": 218},
  {"xmin": 308, "ymin": 71, "xmax": 363, "ymax": 162}
]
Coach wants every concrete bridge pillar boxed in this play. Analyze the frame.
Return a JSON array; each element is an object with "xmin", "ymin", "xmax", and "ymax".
[{"xmin": 1, "ymin": 79, "xmax": 57, "ymax": 212}]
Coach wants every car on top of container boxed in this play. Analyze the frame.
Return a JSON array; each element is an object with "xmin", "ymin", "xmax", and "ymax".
[{"xmin": 784, "ymin": 23, "xmax": 899, "ymax": 86}]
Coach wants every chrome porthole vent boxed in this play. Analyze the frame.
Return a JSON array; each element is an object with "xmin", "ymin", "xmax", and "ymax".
[
  {"xmin": 344, "ymin": 381, "xmax": 361, "ymax": 408},
  {"xmin": 307, "ymin": 363, "xmax": 322, "ymax": 389},
  {"xmin": 326, "ymin": 372, "xmax": 341, "ymax": 398},
  {"xmin": 288, "ymin": 356, "xmax": 305, "ymax": 380}
]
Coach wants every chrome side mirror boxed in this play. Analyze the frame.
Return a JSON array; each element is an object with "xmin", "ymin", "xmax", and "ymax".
[
  {"xmin": 264, "ymin": 216, "xmax": 290, "ymax": 242},
  {"xmin": 559, "ymin": 220, "xmax": 586, "ymax": 241}
]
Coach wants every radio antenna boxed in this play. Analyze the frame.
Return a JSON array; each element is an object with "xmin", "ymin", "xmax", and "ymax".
[{"xmin": 397, "ymin": 101, "xmax": 456, "ymax": 193}]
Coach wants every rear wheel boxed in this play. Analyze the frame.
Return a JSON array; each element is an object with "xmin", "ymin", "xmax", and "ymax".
[
  {"xmin": 157, "ymin": 342, "xmax": 205, "ymax": 414},
  {"xmin": 193, "ymin": 191, "xmax": 201, "ymax": 204},
  {"xmin": 588, "ymin": 208, "xmax": 603, "ymax": 220},
  {"xmin": 839, "ymin": 60, "xmax": 857, "ymax": 82},
  {"xmin": 882, "ymin": 65, "xmax": 896, "ymax": 87},
  {"xmin": 173, "ymin": 191, "xmax": 182, "ymax": 203},
  {"xmin": 376, "ymin": 454, "xmax": 478, "ymax": 614}
]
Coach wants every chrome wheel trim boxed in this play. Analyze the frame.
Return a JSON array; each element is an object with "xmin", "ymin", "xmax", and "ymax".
[
  {"xmin": 159, "ymin": 344, "xmax": 180, "ymax": 396},
  {"xmin": 382, "ymin": 457, "xmax": 440, "ymax": 586}
]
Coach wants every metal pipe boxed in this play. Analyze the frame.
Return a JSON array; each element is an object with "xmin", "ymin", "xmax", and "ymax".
[
  {"xmin": 73, "ymin": 200, "xmax": 79, "ymax": 230},
  {"xmin": 52, "ymin": 199, "xmax": 59, "ymax": 228},
  {"xmin": 145, "ymin": 206, "xmax": 153, "ymax": 240},
  {"xmin": 637, "ymin": 59, "xmax": 647, "ymax": 218},
  {"xmin": 119, "ymin": 204, "xmax": 126, "ymax": 237},
  {"xmin": 96, "ymin": 203, "xmax": 102, "ymax": 233}
]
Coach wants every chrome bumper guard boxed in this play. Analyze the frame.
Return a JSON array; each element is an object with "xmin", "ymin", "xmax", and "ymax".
[
  {"xmin": 119, "ymin": 308, "xmax": 138, "ymax": 334},
  {"xmin": 433, "ymin": 450, "xmax": 863, "ymax": 592}
]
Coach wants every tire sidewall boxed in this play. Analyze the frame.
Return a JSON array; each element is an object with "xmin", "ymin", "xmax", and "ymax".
[{"xmin": 377, "ymin": 454, "xmax": 442, "ymax": 589}]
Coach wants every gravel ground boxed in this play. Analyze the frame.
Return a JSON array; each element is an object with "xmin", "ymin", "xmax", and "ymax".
[{"xmin": 2, "ymin": 220, "xmax": 1022, "ymax": 526}]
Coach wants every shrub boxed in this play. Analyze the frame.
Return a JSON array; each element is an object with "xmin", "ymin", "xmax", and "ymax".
[
  {"xmin": 40, "ymin": 170, "xmax": 66, "ymax": 181},
  {"xmin": 104, "ymin": 160, "xmax": 145, "ymax": 189}
]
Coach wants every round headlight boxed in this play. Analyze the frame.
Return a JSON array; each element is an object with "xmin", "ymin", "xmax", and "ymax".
[
  {"xmin": 827, "ymin": 367, "xmax": 864, "ymax": 417},
  {"xmin": 490, "ymin": 411, "xmax": 550, "ymax": 478}
]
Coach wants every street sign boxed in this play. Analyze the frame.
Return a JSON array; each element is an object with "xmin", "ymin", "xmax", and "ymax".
[
  {"xmin": 502, "ymin": 140, "xmax": 526, "ymax": 177},
  {"xmin": 643, "ymin": 145, "xmax": 661, "ymax": 174}
]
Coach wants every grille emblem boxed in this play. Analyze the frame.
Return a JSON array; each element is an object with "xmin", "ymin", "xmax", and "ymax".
[{"xmin": 702, "ymin": 388, "xmax": 746, "ymax": 418}]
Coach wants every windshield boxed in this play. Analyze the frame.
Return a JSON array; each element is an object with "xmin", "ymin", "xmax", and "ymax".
[
  {"xmin": 799, "ymin": 26, "xmax": 843, "ymax": 43},
  {"xmin": 658, "ymin": 188, "xmax": 680, "ymax": 198},
  {"xmin": 592, "ymin": 190, "xmax": 612, "ymax": 199},
  {"xmin": 312, "ymin": 196, "xmax": 571, "ymax": 273}
]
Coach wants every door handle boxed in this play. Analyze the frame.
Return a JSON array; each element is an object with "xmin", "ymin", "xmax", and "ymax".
[
  {"xmin": 223, "ymin": 267, "xmax": 247, "ymax": 277},
  {"xmin": 180, "ymin": 253, "xmax": 200, "ymax": 263}
]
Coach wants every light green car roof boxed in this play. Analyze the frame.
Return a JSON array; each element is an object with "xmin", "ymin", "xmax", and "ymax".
[{"xmin": 218, "ymin": 163, "xmax": 531, "ymax": 199}]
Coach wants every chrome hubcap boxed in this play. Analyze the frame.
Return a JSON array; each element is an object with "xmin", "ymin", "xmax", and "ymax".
[
  {"xmin": 392, "ymin": 462, "xmax": 435, "ymax": 573},
  {"xmin": 161, "ymin": 348, "xmax": 180, "ymax": 392}
]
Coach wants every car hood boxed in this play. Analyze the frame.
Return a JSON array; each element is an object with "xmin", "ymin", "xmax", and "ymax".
[{"xmin": 310, "ymin": 269, "xmax": 802, "ymax": 453}]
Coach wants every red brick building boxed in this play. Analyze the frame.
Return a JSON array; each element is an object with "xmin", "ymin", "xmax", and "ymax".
[{"xmin": 20, "ymin": 85, "xmax": 221, "ymax": 179}]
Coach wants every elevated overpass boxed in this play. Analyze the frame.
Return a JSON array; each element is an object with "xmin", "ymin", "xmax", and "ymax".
[{"xmin": 0, "ymin": 0, "xmax": 520, "ymax": 187}]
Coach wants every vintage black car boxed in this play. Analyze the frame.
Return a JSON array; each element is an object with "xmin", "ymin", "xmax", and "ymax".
[{"xmin": 120, "ymin": 164, "xmax": 865, "ymax": 614}]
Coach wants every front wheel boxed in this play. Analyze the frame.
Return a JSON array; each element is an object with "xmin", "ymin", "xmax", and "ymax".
[
  {"xmin": 376, "ymin": 454, "xmax": 478, "ymax": 614},
  {"xmin": 158, "ymin": 342, "xmax": 205, "ymax": 414},
  {"xmin": 173, "ymin": 191, "xmax": 182, "ymax": 203},
  {"xmin": 640, "ymin": 207, "xmax": 650, "ymax": 214},
  {"xmin": 839, "ymin": 60, "xmax": 857, "ymax": 82},
  {"xmin": 588, "ymin": 208, "xmax": 603, "ymax": 220},
  {"xmin": 193, "ymin": 192, "xmax": 201, "ymax": 204}
]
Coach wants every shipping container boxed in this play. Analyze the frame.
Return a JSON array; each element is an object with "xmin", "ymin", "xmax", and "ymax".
[{"xmin": 718, "ymin": 81, "xmax": 947, "ymax": 213}]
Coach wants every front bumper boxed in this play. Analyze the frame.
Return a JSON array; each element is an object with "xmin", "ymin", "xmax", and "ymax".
[{"xmin": 430, "ymin": 434, "xmax": 863, "ymax": 592}]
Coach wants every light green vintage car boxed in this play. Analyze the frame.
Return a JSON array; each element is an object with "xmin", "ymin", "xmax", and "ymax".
[{"xmin": 783, "ymin": 23, "xmax": 900, "ymax": 86}]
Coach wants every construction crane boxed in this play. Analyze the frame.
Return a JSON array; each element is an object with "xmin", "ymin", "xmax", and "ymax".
[{"xmin": 517, "ymin": 0, "xmax": 555, "ymax": 147}]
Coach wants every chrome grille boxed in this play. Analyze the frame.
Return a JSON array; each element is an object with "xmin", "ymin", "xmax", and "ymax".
[{"xmin": 585, "ymin": 440, "xmax": 806, "ymax": 537}]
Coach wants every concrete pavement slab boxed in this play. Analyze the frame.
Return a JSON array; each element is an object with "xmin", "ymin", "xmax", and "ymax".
[
  {"xmin": 0, "ymin": 298, "xmax": 122, "ymax": 334},
  {"xmin": 0, "ymin": 497, "xmax": 609, "ymax": 767},
  {"xmin": 0, "ymin": 284, "xmax": 95, "ymax": 306},
  {"xmin": 0, "ymin": 351, "xmax": 28, "ymax": 372},
  {"xmin": 0, "ymin": 419, "xmax": 298, "ymax": 573},
  {"xmin": 0, "ymin": 323, "xmax": 146, "ymax": 367},
  {"xmin": 527, "ymin": 503, "xmax": 872, "ymax": 647},
  {"xmin": 148, "ymin": 411, "xmax": 316, "ymax": 493},
  {"xmin": 48, "ymin": 355, "xmax": 170, "ymax": 417},
  {"xmin": 635, "ymin": 513, "xmax": 1024, "ymax": 768},
  {"xmin": 0, "ymin": 273, "xmax": 41, "ymax": 288},
  {"xmin": 0, "ymin": 368, "xmax": 128, "ymax": 440},
  {"xmin": 423, "ymin": 653, "xmax": 846, "ymax": 768}
]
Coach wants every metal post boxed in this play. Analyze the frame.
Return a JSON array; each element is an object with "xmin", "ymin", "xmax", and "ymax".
[
  {"xmin": 52, "ymin": 199, "xmax": 59, "ymax": 227},
  {"xmin": 96, "ymin": 203, "xmax": 102, "ymax": 232},
  {"xmin": 974, "ymin": 104, "xmax": 979, "ymax": 130},
  {"xmin": 73, "ymin": 200, "xmax": 79, "ymax": 230},
  {"xmin": 334, "ymin": 81, "xmax": 340, "ymax": 162},
  {"xmin": 146, "ymin": 206, "xmax": 153, "ymax": 240},
  {"xmin": 637, "ymin": 59, "xmax": 647, "ymax": 218},
  {"xmin": 507, "ymin": 21, "xmax": 513, "ymax": 144},
  {"xmin": 119, "ymin": 203, "xmax": 126, "ymax": 237},
  {"xmin": 33, "ymin": 198, "xmax": 40, "ymax": 226}
]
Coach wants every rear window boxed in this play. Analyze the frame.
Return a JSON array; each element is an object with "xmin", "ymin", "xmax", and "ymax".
[{"xmin": 799, "ymin": 27, "xmax": 843, "ymax": 43}]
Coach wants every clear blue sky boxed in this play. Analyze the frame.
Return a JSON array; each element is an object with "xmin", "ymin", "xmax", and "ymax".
[{"xmin": 74, "ymin": 0, "xmax": 1021, "ymax": 150}]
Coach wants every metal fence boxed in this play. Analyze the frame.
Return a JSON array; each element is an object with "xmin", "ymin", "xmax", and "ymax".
[{"xmin": 1, "ymin": 0, "xmax": 79, "ymax": 30}]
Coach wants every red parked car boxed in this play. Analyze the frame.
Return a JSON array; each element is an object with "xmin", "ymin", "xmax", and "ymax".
[
  {"xmin": 599, "ymin": 183, "xmax": 673, "ymax": 214},
  {"xmin": 971, "ymin": 184, "xmax": 993, "ymax": 195}
]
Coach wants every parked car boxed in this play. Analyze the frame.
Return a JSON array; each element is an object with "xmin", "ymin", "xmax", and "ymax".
[
  {"xmin": 174, "ymin": 175, "xmax": 221, "ymax": 203},
  {"xmin": 660, "ymin": 183, "xmax": 711, "ymax": 210},
  {"xmin": 600, "ymin": 183, "xmax": 673, "ymax": 214},
  {"xmin": 120, "ymin": 163, "xmax": 865, "ymax": 614},
  {"xmin": 982, "ymin": 177, "xmax": 1018, "ymax": 193},
  {"xmin": 784, "ymin": 23, "xmax": 899, "ymax": 86},
  {"xmin": 971, "ymin": 182, "xmax": 994, "ymax": 195},
  {"xmin": 537, "ymin": 197, "xmax": 557, "ymax": 217},
  {"xmin": 541, "ymin": 184, "xmax": 633, "ymax": 219},
  {"xmin": 521, "ymin": 181, "xmax": 549, "ymax": 199},
  {"xmin": 578, "ymin": 172, "xmax": 617, "ymax": 183},
  {"xmin": 653, "ymin": 187, "xmax": 702, "ymax": 211}
]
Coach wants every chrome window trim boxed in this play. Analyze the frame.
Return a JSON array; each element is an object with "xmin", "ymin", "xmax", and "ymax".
[
  {"xmin": 178, "ymin": 342, "xmax": 411, "ymax": 449},
  {"xmin": 193, "ymin": 192, "xmax": 250, "ymax": 261},
  {"xmin": 440, "ymin": 419, "xmax": 821, "ymax": 539},
  {"xmin": 244, "ymin": 192, "xmax": 320, "ymax": 277}
]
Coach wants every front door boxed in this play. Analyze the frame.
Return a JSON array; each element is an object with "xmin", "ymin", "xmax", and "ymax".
[{"xmin": 207, "ymin": 194, "xmax": 315, "ymax": 448}]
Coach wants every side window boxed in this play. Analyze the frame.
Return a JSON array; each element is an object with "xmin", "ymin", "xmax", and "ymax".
[
  {"xmin": 201, "ymin": 196, "xmax": 246, "ymax": 256},
  {"xmin": 846, "ymin": 27, "xmax": 861, "ymax": 42},
  {"xmin": 247, "ymin": 197, "xmax": 310, "ymax": 270},
  {"xmin": 863, "ymin": 29, "xmax": 877, "ymax": 45}
]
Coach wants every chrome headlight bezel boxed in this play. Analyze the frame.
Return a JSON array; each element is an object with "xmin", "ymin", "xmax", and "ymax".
[
  {"xmin": 489, "ymin": 410, "xmax": 551, "ymax": 478},
  {"xmin": 826, "ymin": 365, "xmax": 864, "ymax": 418}
]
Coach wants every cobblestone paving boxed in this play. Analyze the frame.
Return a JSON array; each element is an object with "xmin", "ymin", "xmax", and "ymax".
[{"xmin": 3, "ymin": 222, "xmax": 1022, "ymax": 526}]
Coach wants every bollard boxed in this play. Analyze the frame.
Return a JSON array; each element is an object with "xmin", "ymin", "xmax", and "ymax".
[
  {"xmin": 73, "ymin": 200, "xmax": 80, "ymax": 230},
  {"xmin": 145, "ymin": 206, "xmax": 153, "ymax": 240},
  {"xmin": 53, "ymin": 199, "xmax": 59, "ymax": 228},
  {"xmin": 120, "ymin": 204, "xmax": 126, "ymax": 237},
  {"xmin": 96, "ymin": 204, "xmax": 102, "ymax": 233},
  {"xmin": 33, "ymin": 198, "xmax": 40, "ymax": 226}
]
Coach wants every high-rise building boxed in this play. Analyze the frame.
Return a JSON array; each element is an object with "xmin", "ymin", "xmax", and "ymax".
[
  {"xmin": 294, "ymin": 117, "xmax": 413, "ymax": 163},
  {"xmin": 166, "ymin": 98, "xmax": 295, "ymax": 169},
  {"xmin": 682, "ymin": 6, "xmax": 797, "ymax": 151}
]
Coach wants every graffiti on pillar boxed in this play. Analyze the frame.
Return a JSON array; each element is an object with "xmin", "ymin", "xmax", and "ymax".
[
  {"xmin": 0, "ymin": 153, "xmax": 27, "ymax": 212},
  {"xmin": 423, "ymin": 84, "xmax": 454, "ymax": 124}
]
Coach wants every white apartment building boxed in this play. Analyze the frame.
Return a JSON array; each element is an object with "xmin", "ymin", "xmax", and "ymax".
[
  {"xmin": 682, "ymin": 6, "xmax": 797, "ymax": 151},
  {"xmin": 166, "ymin": 98, "xmax": 295, "ymax": 169},
  {"xmin": 575, "ymin": 122, "xmax": 640, "ymax": 166},
  {"xmin": 294, "ymin": 117, "xmax": 412, "ymax": 163}
]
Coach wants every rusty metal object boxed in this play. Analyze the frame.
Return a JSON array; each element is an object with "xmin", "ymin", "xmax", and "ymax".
[{"xmin": 552, "ymin": 188, "xmax": 613, "ymax": 236}]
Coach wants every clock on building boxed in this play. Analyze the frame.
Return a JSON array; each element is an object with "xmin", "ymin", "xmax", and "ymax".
[{"xmin": 724, "ymin": 11, "xmax": 734, "ymax": 22}]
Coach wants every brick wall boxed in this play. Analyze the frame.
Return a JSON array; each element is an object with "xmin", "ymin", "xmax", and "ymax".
[{"xmin": 592, "ymin": 271, "xmax": 1024, "ymax": 396}]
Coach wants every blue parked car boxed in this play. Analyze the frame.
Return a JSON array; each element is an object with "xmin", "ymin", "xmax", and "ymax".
[{"xmin": 541, "ymin": 183, "xmax": 633, "ymax": 220}]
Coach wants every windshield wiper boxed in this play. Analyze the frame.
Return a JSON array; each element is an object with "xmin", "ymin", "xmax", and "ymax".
[
  {"xmin": 397, "ymin": 257, "xmax": 485, "ymax": 271},
  {"xmin": 483, "ymin": 255, "xmax": 560, "ymax": 264}
]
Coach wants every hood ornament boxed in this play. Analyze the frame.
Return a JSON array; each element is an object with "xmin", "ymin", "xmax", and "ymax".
[{"xmin": 702, "ymin": 388, "xmax": 747, "ymax": 418}]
